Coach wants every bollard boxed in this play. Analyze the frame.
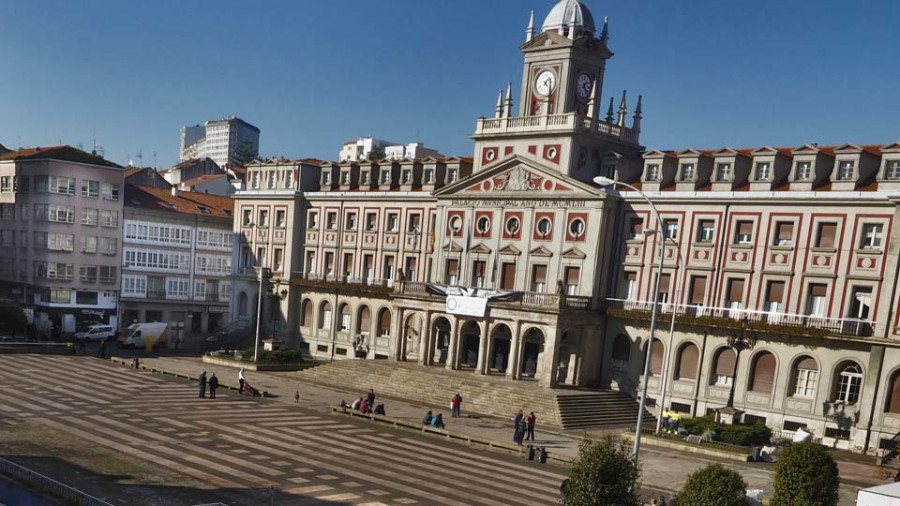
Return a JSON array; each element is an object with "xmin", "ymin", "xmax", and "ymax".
[
  {"xmin": 538, "ymin": 447, "xmax": 547, "ymax": 463},
  {"xmin": 526, "ymin": 444, "xmax": 535, "ymax": 461},
  {"xmin": 133, "ymin": 358, "xmax": 140, "ymax": 368}
]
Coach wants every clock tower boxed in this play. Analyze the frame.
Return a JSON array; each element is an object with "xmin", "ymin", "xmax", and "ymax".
[{"xmin": 519, "ymin": 0, "xmax": 611, "ymax": 119}]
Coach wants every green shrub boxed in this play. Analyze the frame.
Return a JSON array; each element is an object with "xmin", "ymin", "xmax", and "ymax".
[
  {"xmin": 681, "ymin": 415, "xmax": 718, "ymax": 436},
  {"xmin": 719, "ymin": 422, "xmax": 772, "ymax": 446},
  {"xmin": 565, "ymin": 435, "xmax": 641, "ymax": 506},
  {"xmin": 0, "ymin": 303, "xmax": 27, "ymax": 335},
  {"xmin": 677, "ymin": 463, "xmax": 748, "ymax": 506},
  {"xmin": 771, "ymin": 442, "xmax": 839, "ymax": 506}
]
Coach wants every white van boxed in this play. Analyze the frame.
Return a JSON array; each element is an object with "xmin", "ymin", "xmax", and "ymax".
[
  {"xmin": 118, "ymin": 322, "xmax": 169, "ymax": 349},
  {"xmin": 74, "ymin": 324, "xmax": 116, "ymax": 342}
]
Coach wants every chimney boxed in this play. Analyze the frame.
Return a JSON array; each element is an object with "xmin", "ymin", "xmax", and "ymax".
[{"xmin": 171, "ymin": 186, "xmax": 178, "ymax": 197}]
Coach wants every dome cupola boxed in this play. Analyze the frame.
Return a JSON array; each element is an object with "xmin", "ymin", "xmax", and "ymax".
[{"xmin": 540, "ymin": 0, "xmax": 596, "ymax": 37}]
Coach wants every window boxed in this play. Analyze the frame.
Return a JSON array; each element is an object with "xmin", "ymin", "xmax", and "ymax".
[
  {"xmin": 366, "ymin": 213, "xmax": 377, "ymax": 231},
  {"xmin": 380, "ymin": 169, "xmax": 391, "ymax": 185},
  {"xmin": 445, "ymin": 259, "xmax": 459, "ymax": 285},
  {"xmin": 657, "ymin": 273, "xmax": 671, "ymax": 303},
  {"xmin": 324, "ymin": 252, "xmax": 335, "ymax": 276},
  {"xmin": 838, "ymin": 160, "xmax": 855, "ymax": 180},
  {"xmin": 793, "ymin": 357, "xmax": 818, "ymax": 398},
  {"xmin": 0, "ymin": 204, "xmax": 13, "ymax": 221},
  {"xmin": 611, "ymin": 335, "xmax": 630, "ymax": 371},
  {"xmin": 568, "ymin": 218, "xmax": 585, "ymax": 240},
  {"xmin": 765, "ymin": 280, "xmax": 785, "ymax": 314},
  {"xmin": 308, "ymin": 211, "xmax": 319, "ymax": 229},
  {"xmin": 564, "ymin": 266, "xmax": 580, "ymax": 295},
  {"xmin": 383, "ymin": 255, "xmax": 394, "ymax": 280},
  {"xmin": 885, "ymin": 160, "xmax": 900, "ymax": 180},
  {"xmin": 341, "ymin": 171, "xmax": 350, "ymax": 185},
  {"xmin": 715, "ymin": 163, "xmax": 732, "ymax": 181},
  {"xmin": 99, "ymin": 237, "xmax": 117, "ymax": 255},
  {"xmin": 531, "ymin": 264, "xmax": 547, "ymax": 292},
  {"xmin": 476, "ymin": 216, "xmax": 491, "ymax": 235},
  {"xmin": 101, "ymin": 182, "xmax": 119, "ymax": 200},
  {"xmin": 505, "ymin": 216, "xmax": 521, "ymax": 236},
  {"xmin": 79, "ymin": 236, "xmax": 98, "ymax": 254},
  {"xmin": 749, "ymin": 352, "xmax": 776, "ymax": 393},
  {"xmin": 448, "ymin": 168, "xmax": 459, "ymax": 182},
  {"xmin": 679, "ymin": 163, "xmax": 694, "ymax": 181},
  {"xmin": 0, "ymin": 176, "xmax": 10, "ymax": 192},
  {"xmin": 734, "ymin": 221, "xmax": 753, "ymax": 244},
  {"xmin": 346, "ymin": 212, "xmax": 357, "ymax": 230},
  {"xmin": 100, "ymin": 210, "xmax": 118, "ymax": 227},
  {"xmin": 276, "ymin": 210, "xmax": 286, "ymax": 228},
  {"xmin": 648, "ymin": 339, "xmax": 664, "ymax": 375},
  {"xmin": 471, "ymin": 260, "xmax": 486, "ymax": 287},
  {"xmin": 274, "ymin": 248, "xmax": 284, "ymax": 272},
  {"xmin": 675, "ymin": 343, "xmax": 699, "ymax": 380},
  {"xmin": 646, "ymin": 164, "xmax": 660, "ymax": 181},
  {"xmin": 33, "ymin": 204, "xmax": 48, "ymax": 221},
  {"xmin": 663, "ymin": 219, "xmax": 678, "ymax": 240},
  {"xmin": 318, "ymin": 303, "xmax": 332, "ymax": 329},
  {"xmin": 48, "ymin": 205, "xmax": 75, "ymax": 224},
  {"xmin": 688, "ymin": 276, "xmax": 707, "ymax": 306},
  {"xmin": 712, "ymin": 348, "xmax": 736, "ymax": 387},
  {"xmin": 340, "ymin": 304, "xmax": 351, "ymax": 331},
  {"xmin": 326, "ymin": 212, "xmax": 337, "ymax": 230},
  {"xmin": 754, "ymin": 162, "xmax": 771, "ymax": 181},
  {"xmin": 387, "ymin": 213, "xmax": 399, "ymax": 232},
  {"xmin": 250, "ymin": 171, "xmax": 260, "ymax": 189},
  {"xmin": 256, "ymin": 247, "xmax": 266, "ymax": 267},
  {"xmin": 49, "ymin": 175, "xmax": 76, "ymax": 195},
  {"xmin": 378, "ymin": 309, "xmax": 391, "ymax": 337},
  {"xmin": 408, "ymin": 214, "xmax": 421, "ymax": 234},
  {"xmin": 795, "ymin": 161, "xmax": 812, "ymax": 180},
  {"xmin": 697, "ymin": 220, "xmax": 714, "ymax": 242},
  {"xmin": 627, "ymin": 218, "xmax": 643, "ymax": 240},
  {"xmin": 536, "ymin": 217, "xmax": 552, "ymax": 238},
  {"xmin": 286, "ymin": 169, "xmax": 294, "ymax": 189},
  {"xmin": 401, "ymin": 170, "xmax": 412, "ymax": 184},
  {"xmin": 726, "ymin": 278, "xmax": 745, "ymax": 311},
  {"xmin": 363, "ymin": 255, "xmax": 374, "ymax": 279},
  {"xmin": 34, "ymin": 175, "xmax": 48, "ymax": 193},
  {"xmin": 500, "ymin": 262, "xmax": 516, "ymax": 290},
  {"xmin": 623, "ymin": 272, "xmax": 637, "ymax": 300},
  {"xmin": 815, "ymin": 222, "xmax": 837, "ymax": 248},
  {"xmin": 99, "ymin": 266, "xmax": 116, "ymax": 284},
  {"xmin": 242, "ymin": 209, "xmax": 252, "ymax": 226},
  {"xmin": 860, "ymin": 223, "xmax": 883, "ymax": 249},
  {"xmin": 806, "ymin": 283, "xmax": 828, "ymax": 317},
  {"xmin": 258, "ymin": 209, "xmax": 269, "ymax": 227},
  {"xmin": 424, "ymin": 169, "xmax": 435, "ymax": 184},
  {"xmin": 773, "ymin": 222, "xmax": 794, "ymax": 246},
  {"xmin": 322, "ymin": 171, "xmax": 331, "ymax": 185},
  {"xmin": 835, "ymin": 363, "xmax": 862, "ymax": 404},
  {"xmin": 14, "ymin": 175, "xmax": 29, "ymax": 193}
]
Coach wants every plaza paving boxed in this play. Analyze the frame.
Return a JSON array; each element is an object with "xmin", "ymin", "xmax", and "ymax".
[{"xmin": 0, "ymin": 354, "xmax": 568, "ymax": 505}]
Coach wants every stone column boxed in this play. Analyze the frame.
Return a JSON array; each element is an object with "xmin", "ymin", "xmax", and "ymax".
[
  {"xmin": 476, "ymin": 323, "xmax": 489, "ymax": 375},
  {"xmin": 539, "ymin": 326, "xmax": 560, "ymax": 387},
  {"xmin": 446, "ymin": 317, "xmax": 460, "ymax": 371},
  {"xmin": 417, "ymin": 311, "xmax": 431, "ymax": 365},
  {"xmin": 507, "ymin": 320, "xmax": 522, "ymax": 380},
  {"xmin": 390, "ymin": 307, "xmax": 404, "ymax": 361}
]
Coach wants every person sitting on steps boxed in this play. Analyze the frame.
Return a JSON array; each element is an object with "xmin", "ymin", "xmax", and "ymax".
[{"xmin": 422, "ymin": 410, "xmax": 433, "ymax": 425}]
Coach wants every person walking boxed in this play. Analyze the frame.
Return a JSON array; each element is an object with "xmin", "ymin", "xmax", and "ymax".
[
  {"xmin": 208, "ymin": 373, "xmax": 218, "ymax": 399},
  {"xmin": 238, "ymin": 368, "xmax": 245, "ymax": 394},
  {"xmin": 451, "ymin": 392, "xmax": 462, "ymax": 418},
  {"xmin": 513, "ymin": 410, "xmax": 526, "ymax": 445},
  {"xmin": 198, "ymin": 371, "xmax": 207, "ymax": 399},
  {"xmin": 97, "ymin": 339, "xmax": 108, "ymax": 359},
  {"xmin": 526, "ymin": 412, "xmax": 536, "ymax": 441}
]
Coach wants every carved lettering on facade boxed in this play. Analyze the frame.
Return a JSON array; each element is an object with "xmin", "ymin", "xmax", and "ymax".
[{"xmin": 450, "ymin": 198, "xmax": 587, "ymax": 208}]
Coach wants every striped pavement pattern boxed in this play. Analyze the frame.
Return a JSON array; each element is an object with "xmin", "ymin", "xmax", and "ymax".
[{"xmin": 0, "ymin": 355, "xmax": 567, "ymax": 505}]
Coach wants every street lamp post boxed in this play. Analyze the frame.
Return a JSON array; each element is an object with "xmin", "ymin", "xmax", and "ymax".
[
  {"xmin": 253, "ymin": 266, "xmax": 270, "ymax": 363},
  {"xmin": 594, "ymin": 176, "xmax": 667, "ymax": 462},
  {"xmin": 726, "ymin": 317, "xmax": 757, "ymax": 409},
  {"xmin": 655, "ymin": 238, "xmax": 682, "ymax": 435}
]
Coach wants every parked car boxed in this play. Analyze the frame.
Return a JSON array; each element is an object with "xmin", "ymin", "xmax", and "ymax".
[{"xmin": 73, "ymin": 324, "xmax": 117, "ymax": 342}]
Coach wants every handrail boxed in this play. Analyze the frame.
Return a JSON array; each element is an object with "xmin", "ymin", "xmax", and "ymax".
[
  {"xmin": 0, "ymin": 456, "xmax": 115, "ymax": 506},
  {"xmin": 604, "ymin": 298, "xmax": 874, "ymax": 337},
  {"xmin": 396, "ymin": 281, "xmax": 592, "ymax": 310}
]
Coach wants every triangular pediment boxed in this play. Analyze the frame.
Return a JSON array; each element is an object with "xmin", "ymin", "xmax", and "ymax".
[
  {"xmin": 881, "ymin": 142, "xmax": 900, "ymax": 152},
  {"xmin": 643, "ymin": 150, "xmax": 669, "ymax": 159},
  {"xmin": 752, "ymin": 146, "xmax": 778, "ymax": 155},
  {"xmin": 835, "ymin": 143, "xmax": 863, "ymax": 153},
  {"xmin": 498, "ymin": 244, "xmax": 521, "ymax": 256},
  {"xmin": 530, "ymin": 246, "xmax": 553, "ymax": 257},
  {"xmin": 562, "ymin": 247, "xmax": 587, "ymax": 259},
  {"xmin": 444, "ymin": 240, "xmax": 462, "ymax": 252},
  {"xmin": 470, "ymin": 243, "xmax": 491, "ymax": 254},
  {"xmin": 520, "ymin": 30, "xmax": 574, "ymax": 51},
  {"xmin": 434, "ymin": 155, "xmax": 603, "ymax": 198}
]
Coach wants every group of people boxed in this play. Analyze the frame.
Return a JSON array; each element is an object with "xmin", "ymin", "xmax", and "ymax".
[
  {"xmin": 197, "ymin": 371, "xmax": 219, "ymax": 398},
  {"xmin": 342, "ymin": 389, "xmax": 386, "ymax": 416},
  {"xmin": 660, "ymin": 409, "xmax": 683, "ymax": 435},
  {"xmin": 422, "ymin": 410, "xmax": 445, "ymax": 428},
  {"xmin": 513, "ymin": 410, "xmax": 537, "ymax": 445}
]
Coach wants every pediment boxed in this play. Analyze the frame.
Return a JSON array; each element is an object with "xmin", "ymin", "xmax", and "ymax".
[
  {"xmin": 498, "ymin": 244, "xmax": 521, "ymax": 256},
  {"xmin": 530, "ymin": 246, "xmax": 553, "ymax": 257},
  {"xmin": 470, "ymin": 243, "xmax": 491, "ymax": 254},
  {"xmin": 521, "ymin": 30, "xmax": 574, "ymax": 51},
  {"xmin": 643, "ymin": 150, "xmax": 670, "ymax": 159},
  {"xmin": 792, "ymin": 144, "xmax": 822, "ymax": 155},
  {"xmin": 434, "ymin": 155, "xmax": 602, "ymax": 198},
  {"xmin": 562, "ymin": 247, "xmax": 587, "ymax": 259},
  {"xmin": 444, "ymin": 240, "xmax": 462, "ymax": 252},
  {"xmin": 752, "ymin": 146, "xmax": 778, "ymax": 155},
  {"xmin": 881, "ymin": 142, "xmax": 900, "ymax": 152},
  {"xmin": 835, "ymin": 143, "xmax": 863, "ymax": 153}
]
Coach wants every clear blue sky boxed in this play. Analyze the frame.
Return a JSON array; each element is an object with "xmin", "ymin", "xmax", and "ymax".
[{"xmin": 1, "ymin": 0, "xmax": 897, "ymax": 168}]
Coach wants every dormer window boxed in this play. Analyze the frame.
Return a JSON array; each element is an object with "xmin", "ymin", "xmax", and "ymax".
[
  {"xmin": 251, "ymin": 172, "xmax": 260, "ymax": 189},
  {"xmin": 322, "ymin": 172, "xmax": 331, "ymax": 185},
  {"xmin": 679, "ymin": 163, "xmax": 694, "ymax": 181},
  {"xmin": 286, "ymin": 170, "xmax": 294, "ymax": 189},
  {"xmin": 267, "ymin": 171, "xmax": 276, "ymax": 189},
  {"xmin": 424, "ymin": 169, "xmax": 435, "ymax": 184},
  {"xmin": 886, "ymin": 160, "xmax": 900, "ymax": 180},
  {"xmin": 448, "ymin": 168, "xmax": 459, "ymax": 182},
  {"xmin": 795, "ymin": 161, "xmax": 812, "ymax": 180},
  {"xmin": 341, "ymin": 171, "xmax": 350, "ymax": 185},
  {"xmin": 380, "ymin": 170, "xmax": 391, "ymax": 185},
  {"xmin": 402, "ymin": 170, "xmax": 412, "ymax": 184},
  {"xmin": 715, "ymin": 163, "xmax": 732, "ymax": 181},
  {"xmin": 602, "ymin": 163, "xmax": 617, "ymax": 178},
  {"xmin": 360, "ymin": 171, "xmax": 370, "ymax": 185},
  {"xmin": 754, "ymin": 162, "xmax": 771, "ymax": 181},
  {"xmin": 838, "ymin": 160, "xmax": 855, "ymax": 180},
  {"xmin": 646, "ymin": 164, "xmax": 660, "ymax": 181}
]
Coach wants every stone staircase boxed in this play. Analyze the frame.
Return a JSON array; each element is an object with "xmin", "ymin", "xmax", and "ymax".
[{"xmin": 294, "ymin": 359, "xmax": 653, "ymax": 431}]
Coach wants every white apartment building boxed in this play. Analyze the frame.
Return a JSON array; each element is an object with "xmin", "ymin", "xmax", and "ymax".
[
  {"xmin": 179, "ymin": 117, "xmax": 260, "ymax": 167},
  {"xmin": 383, "ymin": 142, "xmax": 442, "ymax": 161},
  {"xmin": 120, "ymin": 185, "xmax": 234, "ymax": 334}
]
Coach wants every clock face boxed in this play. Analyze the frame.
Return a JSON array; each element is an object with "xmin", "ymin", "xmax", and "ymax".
[
  {"xmin": 576, "ymin": 73, "xmax": 592, "ymax": 99},
  {"xmin": 535, "ymin": 70, "xmax": 557, "ymax": 96}
]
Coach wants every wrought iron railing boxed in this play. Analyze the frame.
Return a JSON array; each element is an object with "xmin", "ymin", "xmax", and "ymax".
[{"xmin": 395, "ymin": 281, "xmax": 592, "ymax": 311}]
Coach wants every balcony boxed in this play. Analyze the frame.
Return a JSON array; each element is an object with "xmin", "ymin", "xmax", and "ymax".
[
  {"xmin": 396, "ymin": 281, "xmax": 592, "ymax": 311},
  {"xmin": 291, "ymin": 272, "xmax": 395, "ymax": 295},
  {"xmin": 473, "ymin": 112, "xmax": 638, "ymax": 144},
  {"xmin": 603, "ymin": 298, "xmax": 874, "ymax": 338}
]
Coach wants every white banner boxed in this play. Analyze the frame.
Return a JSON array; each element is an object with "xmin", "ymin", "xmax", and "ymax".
[{"xmin": 446, "ymin": 295, "xmax": 487, "ymax": 318}]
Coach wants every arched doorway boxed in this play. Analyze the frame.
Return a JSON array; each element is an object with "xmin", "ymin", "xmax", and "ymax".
[
  {"xmin": 432, "ymin": 317, "xmax": 451, "ymax": 365},
  {"xmin": 460, "ymin": 320, "xmax": 481, "ymax": 369},
  {"xmin": 404, "ymin": 313, "xmax": 422, "ymax": 361},
  {"xmin": 489, "ymin": 324, "xmax": 512, "ymax": 373},
  {"xmin": 521, "ymin": 328, "xmax": 545, "ymax": 378}
]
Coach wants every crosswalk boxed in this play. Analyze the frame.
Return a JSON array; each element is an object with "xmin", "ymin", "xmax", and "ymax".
[{"xmin": 0, "ymin": 355, "xmax": 567, "ymax": 505}]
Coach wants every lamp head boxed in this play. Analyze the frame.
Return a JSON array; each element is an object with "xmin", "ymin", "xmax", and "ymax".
[{"xmin": 593, "ymin": 176, "xmax": 616, "ymax": 187}]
